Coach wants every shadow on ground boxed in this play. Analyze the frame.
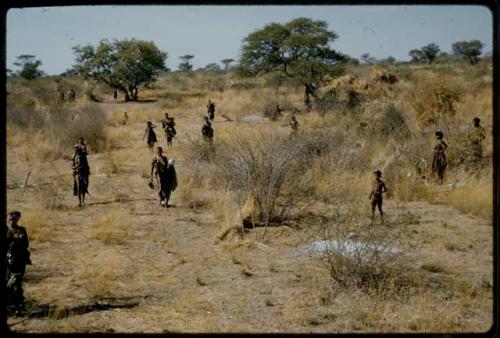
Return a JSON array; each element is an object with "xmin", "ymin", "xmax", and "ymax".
[{"xmin": 19, "ymin": 298, "xmax": 139, "ymax": 319}]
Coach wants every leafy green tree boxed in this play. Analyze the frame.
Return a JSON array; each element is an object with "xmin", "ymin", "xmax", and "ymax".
[
  {"xmin": 178, "ymin": 54, "xmax": 194, "ymax": 72},
  {"xmin": 452, "ymin": 40, "xmax": 484, "ymax": 65},
  {"xmin": 360, "ymin": 53, "xmax": 376, "ymax": 64},
  {"xmin": 221, "ymin": 58, "xmax": 235, "ymax": 72},
  {"xmin": 73, "ymin": 39, "xmax": 167, "ymax": 101},
  {"xmin": 409, "ymin": 49, "xmax": 426, "ymax": 63},
  {"xmin": 238, "ymin": 17, "xmax": 346, "ymax": 108},
  {"xmin": 13, "ymin": 55, "xmax": 43, "ymax": 79},
  {"xmin": 409, "ymin": 43, "xmax": 440, "ymax": 64},
  {"xmin": 203, "ymin": 63, "xmax": 222, "ymax": 72},
  {"xmin": 386, "ymin": 56, "xmax": 396, "ymax": 64},
  {"xmin": 421, "ymin": 43, "xmax": 440, "ymax": 64}
]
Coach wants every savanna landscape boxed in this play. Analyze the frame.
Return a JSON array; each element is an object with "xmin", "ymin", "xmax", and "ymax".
[{"xmin": 5, "ymin": 13, "xmax": 494, "ymax": 333}]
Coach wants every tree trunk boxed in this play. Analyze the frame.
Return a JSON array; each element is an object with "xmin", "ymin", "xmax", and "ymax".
[
  {"xmin": 123, "ymin": 90, "xmax": 131, "ymax": 102},
  {"xmin": 304, "ymin": 85, "xmax": 311, "ymax": 109},
  {"xmin": 304, "ymin": 84, "xmax": 315, "ymax": 110}
]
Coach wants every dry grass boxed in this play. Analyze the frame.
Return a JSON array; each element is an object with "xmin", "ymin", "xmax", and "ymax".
[
  {"xmin": 6, "ymin": 61, "xmax": 493, "ymax": 333},
  {"xmin": 20, "ymin": 204, "xmax": 54, "ymax": 243},
  {"xmin": 442, "ymin": 181, "xmax": 492, "ymax": 219},
  {"xmin": 89, "ymin": 211, "xmax": 132, "ymax": 245}
]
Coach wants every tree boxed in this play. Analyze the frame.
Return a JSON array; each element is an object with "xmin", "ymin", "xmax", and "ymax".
[
  {"xmin": 360, "ymin": 53, "xmax": 376, "ymax": 64},
  {"xmin": 221, "ymin": 58, "xmax": 235, "ymax": 72},
  {"xmin": 409, "ymin": 43, "xmax": 440, "ymax": 64},
  {"xmin": 203, "ymin": 63, "xmax": 222, "ymax": 72},
  {"xmin": 421, "ymin": 43, "xmax": 440, "ymax": 64},
  {"xmin": 409, "ymin": 49, "xmax": 426, "ymax": 63},
  {"xmin": 178, "ymin": 54, "xmax": 194, "ymax": 72},
  {"xmin": 452, "ymin": 40, "xmax": 484, "ymax": 65},
  {"xmin": 386, "ymin": 56, "xmax": 396, "ymax": 64},
  {"xmin": 13, "ymin": 55, "xmax": 43, "ymax": 80},
  {"xmin": 239, "ymin": 17, "xmax": 346, "ymax": 108},
  {"xmin": 73, "ymin": 39, "xmax": 167, "ymax": 101}
]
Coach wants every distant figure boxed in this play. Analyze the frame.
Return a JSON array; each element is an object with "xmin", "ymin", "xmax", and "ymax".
[
  {"xmin": 72, "ymin": 137, "xmax": 90, "ymax": 207},
  {"xmin": 468, "ymin": 117, "xmax": 486, "ymax": 168},
  {"xmin": 289, "ymin": 115, "xmax": 298, "ymax": 136},
  {"xmin": 67, "ymin": 88, "xmax": 76, "ymax": 102},
  {"xmin": 276, "ymin": 104, "xmax": 283, "ymax": 116},
  {"xmin": 122, "ymin": 112, "xmax": 129, "ymax": 125},
  {"xmin": 207, "ymin": 99, "xmax": 216, "ymax": 121},
  {"xmin": 57, "ymin": 88, "xmax": 65, "ymax": 102},
  {"xmin": 369, "ymin": 170, "xmax": 387, "ymax": 222},
  {"xmin": 431, "ymin": 131, "xmax": 448, "ymax": 185},
  {"xmin": 161, "ymin": 112, "xmax": 173, "ymax": 147},
  {"xmin": 150, "ymin": 146, "xmax": 177, "ymax": 208},
  {"xmin": 143, "ymin": 121, "xmax": 158, "ymax": 153},
  {"xmin": 113, "ymin": 90, "xmax": 118, "ymax": 101},
  {"xmin": 6, "ymin": 210, "xmax": 31, "ymax": 316},
  {"xmin": 201, "ymin": 116, "xmax": 214, "ymax": 144},
  {"xmin": 165, "ymin": 117, "xmax": 177, "ymax": 148}
]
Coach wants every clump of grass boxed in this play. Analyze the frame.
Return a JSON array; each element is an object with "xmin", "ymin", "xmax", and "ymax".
[
  {"xmin": 89, "ymin": 212, "xmax": 132, "ymax": 245},
  {"xmin": 18, "ymin": 204, "xmax": 53, "ymax": 243},
  {"xmin": 421, "ymin": 261, "xmax": 448, "ymax": 274},
  {"xmin": 71, "ymin": 251, "xmax": 126, "ymax": 300},
  {"xmin": 443, "ymin": 181, "xmax": 492, "ymax": 219}
]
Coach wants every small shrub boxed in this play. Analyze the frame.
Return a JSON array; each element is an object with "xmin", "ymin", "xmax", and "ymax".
[{"xmin": 319, "ymin": 220, "xmax": 407, "ymax": 291}]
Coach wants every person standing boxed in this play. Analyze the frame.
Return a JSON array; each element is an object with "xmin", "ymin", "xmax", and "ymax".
[
  {"xmin": 369, "ymin": 170, "xmax": 388, "ymax": 222},
  {"xmin": 150, "ymin": 146, "xmax": 177, "ymax": 207},
  {"xmin": 468, "ymin": 117, "xmax": 486, "ymax": 169},
  {"xmin": 143, "ymin": 121, "xmax": 158, "ymax": 153},
  {"xmin": 207, "ymin": 99, "xmax": 216, "ymax": 121},
  {"xmin": 431, "ymin": 131, "xmax": 448, "ymax": 185},
  {"xmin": 6, "ymin": 211, "xmax": 31, "ymax": 316},
  {"xmin": 201, "ymin": 116, "xmax": 214, "ymax": 144}
]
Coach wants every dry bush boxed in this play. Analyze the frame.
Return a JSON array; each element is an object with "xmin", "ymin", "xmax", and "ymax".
[
  {"xmin": 316, "ymin": 74, "xmax": 366, "ymax": 113},
  {"xmin": 404, "ymin": 72, "xmax": 464, "ymax": 129},
  {"xmin": 213, "ymin": 129, "xmax": 341, "ymax": 229},
  {"xmin": 6, "ymin": 94, "xmax": 45, "ymax": 129},
  {"xmin": 376, "ymin": 102, "xmax": 409, "ymax": 137},
  {"xmin": 8, "ymin": 83, "xmax": 109, "ymax": 159},
  {"xmin": 318, "ymin": 216, "xmax": 411, "ymax": 292},
  {"xmin": 370, "ymin": 67, "xmax": 399, "ymax": 85},
  {"xmin": 44, "ymin": 103, "xmax": 108, "ymax": 158}
]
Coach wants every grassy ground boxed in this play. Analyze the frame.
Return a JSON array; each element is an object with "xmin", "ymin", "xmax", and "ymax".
[{"xmin": 6, "ymin": 64, "xmax": 493, "ymax": 333}]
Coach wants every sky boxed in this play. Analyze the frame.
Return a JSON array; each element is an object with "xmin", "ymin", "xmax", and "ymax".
[{"xmin": 6, "ymin": 5, "xmax": 493, "ymax": 75}]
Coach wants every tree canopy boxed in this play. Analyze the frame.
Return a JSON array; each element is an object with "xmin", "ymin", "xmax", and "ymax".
[
  {"xmin": 73, "ymin": 39, "xmax": 167, "ymax": 101},
  {"xmin": 221, "ymin": 58, "xmax": 235, "ymax": 72},
  {"xmin": 203, "ymin": 63, "xmax": 222, "ymax": 72},
  {"xmin": 13, "ymin": 54, "xmax": 44, "ymax": 80},
  {"xmin": 238, "ymin": 17, "xmax": 346, "ymax": 107},
  {"xmin": 409, "ymin": 43, "xmax": 440, "ymax": 64},
  {"xmin": 452, "ymin": 40, "xmax": 484, "ymax": 65},
  {"xmin": 178, "ymin": 55, "xmax": 194, "ymax": 72}
]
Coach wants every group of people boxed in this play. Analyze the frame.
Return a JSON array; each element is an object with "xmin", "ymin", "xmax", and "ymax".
[
  {"xmin": 143, "ymin": 112, "xmax": 178, "ymax": 152},
  {"xmin": 431, "ymin": 117, "xmax": 487, "ymax": 185},
  {"xmin": 56, "ymin": 87, "xmax": 77, "ymax": 102},
  {"xmin": 5, "ymin": 95, "xmax": 488, "ymax": 317}
]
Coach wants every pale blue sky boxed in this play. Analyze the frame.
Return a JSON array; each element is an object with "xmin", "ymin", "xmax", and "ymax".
[{"xmin": 6, "ymin": 5, "xmax": 492, "ymax": 75}]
